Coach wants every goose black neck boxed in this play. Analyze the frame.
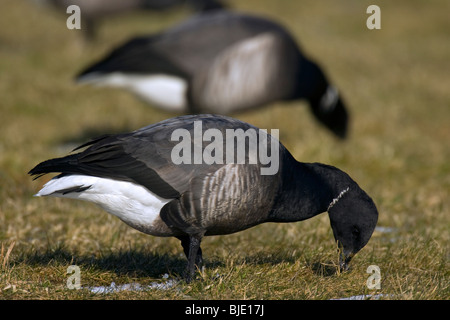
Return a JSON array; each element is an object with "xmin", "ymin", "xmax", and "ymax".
[
  {"xmin": 268, "ymin": 159, "xmax": 353, "ymax": 223},
  {"xmin": 291, "ymin": 58, "xmax": 328, "ymax": 103}
]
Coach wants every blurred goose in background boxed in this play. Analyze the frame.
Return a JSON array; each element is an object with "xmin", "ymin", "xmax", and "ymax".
[
  {"xmin": 77, "ymin": 11, "xmax": 349, "ymax": 138},
  {"xmin": 31, "ymin": 0, "xmax": 225, "ymax": 40},
  {"xmin": 29, "ymin": 114, "xmax": 377, "ymax": 282}
]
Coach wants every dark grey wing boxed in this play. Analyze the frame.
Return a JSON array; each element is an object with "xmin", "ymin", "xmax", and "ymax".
[
  {"xmin": 118, "ymin": 115, "xmax": 230, "ymax": 192},
  {"xmin": 76, "ymin": 35, "xmax": 190, "ymax": 80},
  {"xmin": 76, "ymin": 11, "xmax": 293, "ymax": 80},
  {"xmin": 29, "ymin": 115, "xmax": 260, "ymax": 200},
  {"xmin": 152, "ymin": 11, "xmax": 292, "ymax": 72},
  {"xmin": 123, "ymin": 113, "xmax": 284, "ymax": 196}
]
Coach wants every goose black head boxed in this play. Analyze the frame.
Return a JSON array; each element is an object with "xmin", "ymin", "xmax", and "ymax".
[
  {"xmin": 310, "ymin": 89, "xmax": 349, "ymax": 140},
  {"xmin": 326, "ymin": 185, "xmax": 378, "ymax": 271}
]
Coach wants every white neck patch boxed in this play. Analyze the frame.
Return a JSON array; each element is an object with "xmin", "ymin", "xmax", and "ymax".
[
  {"xmin": 319, "ymin": 85, "xmax": 339, "ymax": 114},
  {"xmin": 327, "ymin": 187, "xmax": 350, "ymax": 211}
]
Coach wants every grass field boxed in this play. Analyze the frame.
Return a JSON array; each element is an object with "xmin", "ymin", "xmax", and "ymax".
[{"xmin": 0, "ymin": 0, "xmax": 448, "ymax": 300}]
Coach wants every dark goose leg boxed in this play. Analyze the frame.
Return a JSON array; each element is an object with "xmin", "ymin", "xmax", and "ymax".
[{"xmin": 178, "ymin": 235, "xmax": 203, "ymax": 282}]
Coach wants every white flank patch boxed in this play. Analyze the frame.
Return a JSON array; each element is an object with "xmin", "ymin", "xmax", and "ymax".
[
  {"xmin": 36, "ymin": 175, "xmax": 171, "ymax": 235},
  {"xmin": 79, "ymin": 73, "xmax": 188, "ymax": 112},
  {"xmin": 319, "ymin": 85, "xmax": 340, "ymax": 113}
]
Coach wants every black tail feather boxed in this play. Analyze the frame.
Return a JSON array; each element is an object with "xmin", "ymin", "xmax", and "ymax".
[
  {"xmin": 29, "ymin": 135, "xmax": 114, "ymax": 179},
  {"xmin": 28, "ymin": 154, "xmax": 79, "ymax": 178}
]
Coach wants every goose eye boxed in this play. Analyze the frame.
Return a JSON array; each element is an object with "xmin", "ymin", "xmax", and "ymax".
[{"xmin": 352, "ymin": 227, "xmax": 360, "ymax": 238}]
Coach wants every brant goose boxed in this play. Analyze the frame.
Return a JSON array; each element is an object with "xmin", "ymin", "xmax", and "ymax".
[
  {"xmin": 29, "ymin": 115, "xmax": 377, "ymax": 282},
  {"xmin": 76, "ymin": 11, "xmax": 349, "ymax": 138},
  {"xmin": 33, "ymin": 0, "xmax": 225, "ymax": 40}
]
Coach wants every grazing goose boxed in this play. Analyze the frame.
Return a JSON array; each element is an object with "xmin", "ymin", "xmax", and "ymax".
[
  {"xmin": 29, "ymin": 114, "xmax": 377, "ymax": 282},
  {"xmin": 32, "ymin": 0, "xmax": 225, "ymax": 40},
  {"xmin": 76, "ymin": 11, "xmax": 349, "ymax": 138}
]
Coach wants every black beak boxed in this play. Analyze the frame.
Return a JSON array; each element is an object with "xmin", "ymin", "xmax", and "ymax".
[{"xmin": 339, "ymin": 252, "xmax": 353, "ymax": 272}]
